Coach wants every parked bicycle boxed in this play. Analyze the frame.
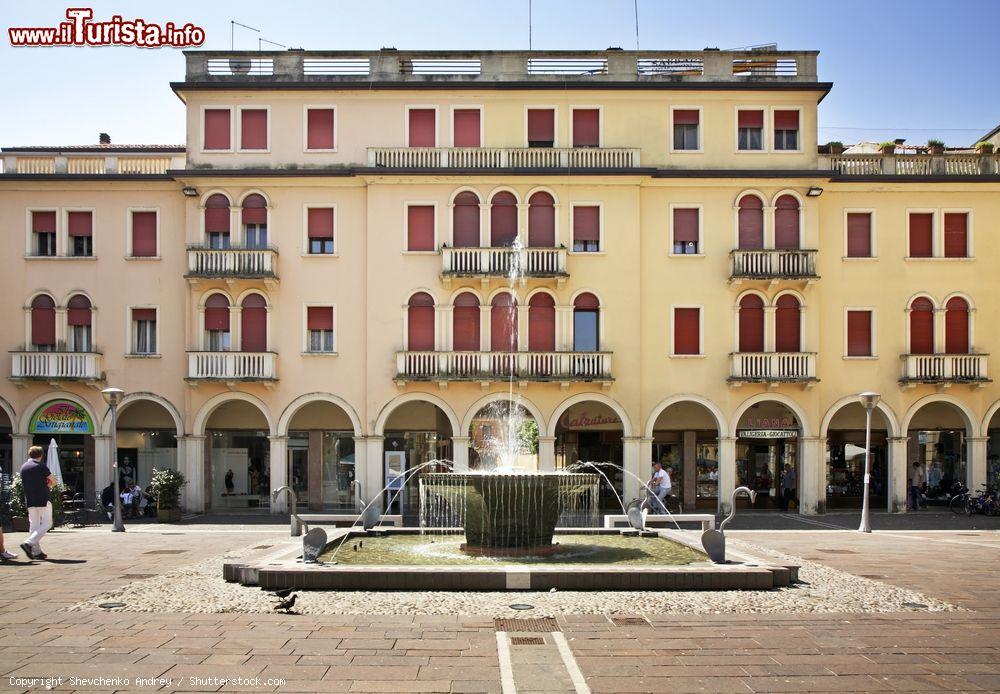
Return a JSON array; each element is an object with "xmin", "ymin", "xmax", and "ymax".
[
  {"xmin": 948, "ymin": 481, "xmax": 971, "ymax": 515},
  {"xmin": 955, "ymin": 484, "xmax": 999, "ymax": 516}
]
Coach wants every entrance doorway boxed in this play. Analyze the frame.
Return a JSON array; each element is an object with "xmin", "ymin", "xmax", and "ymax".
[{"xmin": 735, "ymin": 402, "xmax": 801, "ymax": 511}]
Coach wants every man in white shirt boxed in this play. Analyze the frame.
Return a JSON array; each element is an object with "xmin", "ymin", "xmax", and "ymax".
[{"xmin": 642, "ymin": 461, "xmax": 672, "ymax": 514}]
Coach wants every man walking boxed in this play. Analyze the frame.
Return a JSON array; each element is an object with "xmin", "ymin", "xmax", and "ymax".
[
  {"xmin": 19, "ymin": 445, "xmax": 53, "ymax": 560},
  {"xmin": 780, "ymin": 464, "xmax": 798, "ymax": 512},
  {"xmin": 909, "ymin": 461, "xmax": 926, "ymax": 511}
]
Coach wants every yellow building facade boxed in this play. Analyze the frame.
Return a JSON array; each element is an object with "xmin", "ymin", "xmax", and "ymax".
[{"xmin": 2, "ymin": 49, "xmax": 998, "ymax": 516}]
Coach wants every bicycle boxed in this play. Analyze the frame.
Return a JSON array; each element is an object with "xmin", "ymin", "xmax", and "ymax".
[
  {"xmin": 964, "ymin": 485, "xmax": 999, "ymax": 516},
  {"xmin": 948, "ymin": 482, "xmax": 970, "ymax": 515}
]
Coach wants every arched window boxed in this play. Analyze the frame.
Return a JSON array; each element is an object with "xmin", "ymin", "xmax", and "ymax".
[
  {"xmin": 774, "ymin": 195, "xmax": 800, "ymax": 249},
  {"xmin": 30, "ymin": 295, "xmax": 56, "ymax": 351},
  {"xmin": 66, "ymin": 294, "xmax": 93, "ymax": 353},
  {"xmin": 738, "ymin": 294, "xmax": 765, "ymax": 352},
  {"xmin": 407, "ymin": 292, "xmax": 435, "ymax": 351},
  {"xmin": 528, "ymin": 293, "xmax": 556, "ymax": 351},
  {"xmin": 738, "ymin": 195, "xmax": 764, "ymax": 250},
  {"xmin": 452, "ymin": 192, "xmax": 480, "ymax": 248},
  {"xmin": 573, "ymin": 292, "xmax": 600, "ymax": 352},
  {"xmin": 909, "ymin": 297, "xmax": 934, "ymax": 355},
  {"xmin": 774, "ymin": 294, "xmax": 801, "ymax": 352},
  {"xmin": 240, "ymin": 294, "xmax": 268, "ymax": 352},
  {"xmin": 453, "ymin": 293, "xmax": 480, "ymax": 351},
  {"xmin": 204, "ymin": 194, "xmax": 231, "ymax": 249},
  {"xmin": 490, "ymin": 293, "xmax": 517, "ymax": 352},
  {"xmin": 945, "ymin": 297, "xmax": 970, "ymax": 354},
  {"xmin": 204, "ymin": 294, "xmax": 231, "ymax": 351},
  {"xmin": 490, "ymin": 192, "xmax": 518, "ymax": 248},
  {"xmin": 528, "ymin": 192, "xmax": 555, "ymax": 247},
  {"xmin": 241, "ymin": 194, "xmax": 268, "ymax": 248}
]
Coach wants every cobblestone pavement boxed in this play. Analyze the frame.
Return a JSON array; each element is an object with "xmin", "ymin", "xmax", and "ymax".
[{"xmin": 0, "ymin": 520, "xmax": 998, "ymax": 693}]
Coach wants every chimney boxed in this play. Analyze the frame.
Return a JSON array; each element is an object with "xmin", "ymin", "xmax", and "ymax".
[{"xmin": 99, "ymin": 132, "xmax": 111, "ymax": 145}]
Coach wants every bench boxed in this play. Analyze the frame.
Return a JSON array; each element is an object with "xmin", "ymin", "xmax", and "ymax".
[
  {"xmin": 603, "ymin": 513, "xmax": 716, "ymax": 531},
  {"xmin": 298, "ymin": 513, "xmax": 403, "ymax": 533}
]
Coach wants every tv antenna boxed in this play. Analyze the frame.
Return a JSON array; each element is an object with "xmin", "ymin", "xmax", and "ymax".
[
  {"xmin": 528, "ymin": 0, "xmax": 532, "ymax": 50},
  {"xmin": 259, "ymin": 38, "xmax": 287, "ymax": 51},
  {"xmin": 634, "ymin": 0, "xmax": 640, "ymax": 50},
  {"xmin": 230, "ymin": 20, "xmax": 260, "ymax": 50}
]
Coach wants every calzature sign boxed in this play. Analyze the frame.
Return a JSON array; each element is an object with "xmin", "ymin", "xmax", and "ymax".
[{"xmin": 9, "ymin": 8, "xmax": 205, "ymax": 48}]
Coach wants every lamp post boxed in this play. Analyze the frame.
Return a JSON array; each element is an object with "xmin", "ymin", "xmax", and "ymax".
[
  {"xmin": 858, "ymin": 391, "xmax": 881, "ymax": 533},
  {"xmin": 101, "ymin": 387, "xmax": 126, "ymax": 532}
]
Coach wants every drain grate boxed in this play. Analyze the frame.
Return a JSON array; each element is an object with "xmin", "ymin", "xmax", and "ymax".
[
  {"xmin": 120, "ymin": 574, "xmax": 156, "ymax": 580},
  {"xmin": 817, "ymin": 549, "xmax": 858, "ymax": 554},
  {"xmin": 510, "ymin": 636, "xmax": 546, "ymax": 646},
  {"xmin": 143, "ymin": 549, "xmax": 187, "ymax": 555},
  {"xmin": 495, "ymin": 617, "xmax": 560, "ymax": 632},
  {"xmin": 610, "ymin": 616, "xmax": 650, "ymax": 626}
]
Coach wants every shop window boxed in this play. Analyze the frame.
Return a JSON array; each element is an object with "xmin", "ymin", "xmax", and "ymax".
[
  {"xmin": 773, "ymin": 110, "xmax": 799, "ymax": 150},
  {"xmin": 528, "ymin": 108, "xmax": 555, "ymax": 147},
  {"xmin": 306, "ymin": 108, "xmax": 335, "ymax": 150},
  {"xmin": 673, "ymin": 307, "xmax": 700, "ymax": 355},
  {"xmin": 737, "ymin": 109, "xmax": 764, "ymax": 150},
  {"xmin": 453, "ymin": 109, "xmax": 481, "ymax": 147},
  {"xmin": 68, "ymin": 211, "xmax": 93, "ymax": 257},
  {"xmin": 672, "ymin": 109, "xmax": 700, "ymax": 151},
  {"xmin": 407, "ymin": 108, "xmax": 436, "ymax": 147},
  {"xmin": 406, "ymin": 205, "xmax": 435, "ymax": 252},
  {"xmin": 66, "ymin": 294, "xmax": 92, "ymax": 352},
  {"xmin": 242, "ymin": 194, "xmax": 268, "ymax": 248},
  {"xmin": 452, "ymin": 293, "xmax": 480, "ymax": 351},
  {"xmin": 945, "ymin": 297, "xmax": 970, "ymax": 354},
  {"xmin": 240, "ymin": 108, "xmax": 268, "ymax": 150},
  {"xmin": 240, "ymin": 294, "xmax": 267, "ymax": 352},
  {"xmin": 908, "ymin": 212, "xmax": 933, "ymax": 258},
  {"xmin": 452, "ymin": 191, "xmax": 481, "ymax": 248},
  {"xmin": 204, "ymin": 194, "xmax": 231, "ymax": 249},
  {"xmin": 490, "ymin": 192, "xmax": 518, "ymax": 248},
  {"xmin": 528, "ymin": 293, "xmax": 556, "ymax": 352},
  {"xmin": 573, "ymin": 293, "xmax": 600, "ymax": 351},
  {"xmin": 204, "ymin": 294, "xmax": 231, "ymax": 351},
  {"xmin": 307, "ymin": 207, "xmax": 335, "ymax": 254},
  {"xmin": 527, "ymin": 192, "xmax": 555, "ymax": 247},
  {"xmin": 572, "ymin": 109, "xmax": 599, "ymax": 148},
  {"xmin": 909, "ymin": 297, "xmax": 934, "ymax": 354},
  {"xmin": 846, "ymin": 212, "xmax": 872, "ymax": 258},
  {"xmin": 407, "ymin": 292, "xmax": 435, "ymax": 351},
  {"xmin": 572, "ymin": 205, "xmax": 600, "ymax": 252},
  {"xmin": 131, "ymin": 211, "xmax": 157, "ymax": 257},
  {"xmin": 32, "ymin": 211, "xmax": 57, "ymax": 257},
  {"xmin": 132, "ymin": 308, "xmax": 157, "ymax": 354},
  {"xmin": 944, "ymin": 212, "xmax": 969, "ymax": 258},
  {"xmin": 737, "ymin": 195, "xmax": 764, "ymax": 250},
  {"xmin": 307, "ymin": 306, "xmax": 334, "ymax": 353},
  {"xmin": 738, "ymin": 294, "xmax": 765, "ymax": 352},
  {"xmin": 672, "ymin": 208, "xmax": 699, "ymax": 254},
  {"xmin": 30, "ymin": 295, "xmax": 56, "ymax": 351},
  {"xmin": 203, "ymin": 108, "xmax": 231, "ymax": 150},
  {"xmin": 846, "ymin": 310, "xmax": 872, "ymax": 357},
  {"xmin": 774, "ymin": 195, "xmax": 800, "ymax": 249},
  {"xmin": 491, "ymin": 293, "xmax": 517, "ymax": 352}
]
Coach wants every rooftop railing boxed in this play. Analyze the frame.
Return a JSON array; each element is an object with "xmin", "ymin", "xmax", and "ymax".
[
  {"xmin": 824, "ymin": 152, "xmax": 1000, "ymax": 177},
  {"xmin": 3, "ymin": 153, "xmax": 184, "ymax": 175}
]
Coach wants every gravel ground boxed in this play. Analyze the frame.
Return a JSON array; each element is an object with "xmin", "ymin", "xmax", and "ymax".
[{"xmin": 70, "ymin": 538, "xmax": 960, "ymax": 617}]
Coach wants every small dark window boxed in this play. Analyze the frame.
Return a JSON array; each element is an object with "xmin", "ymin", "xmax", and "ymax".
[
  {"xmin": 672, "ymin": 110, "xmax": 699, "ymax": 150},
  {"xmin": 737, "ymin": 110, "xmax": 764, "ymax": 151},
  {"xmin": 773, "ymin": 110, "xmax": 800, "ymax": 151}
]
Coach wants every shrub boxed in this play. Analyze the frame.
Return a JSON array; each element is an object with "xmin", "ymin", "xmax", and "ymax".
[
  {"xmin": 927, "ymin": 138, "xmax": 945, "ymax": 148},
  {"xmin": 150, "ymin": 467, "xmax": 186, "ymax": 510}
]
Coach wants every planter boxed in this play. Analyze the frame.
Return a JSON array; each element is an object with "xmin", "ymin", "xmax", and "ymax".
[
  {"xmin": 976, "ymin": 144, "xmax": 994, "ymax": 155},
  {"xmin": 828, "ymin": 144, "xmax": 844, "ymax": 155},
  {"xmin": 157, "ymin": 507, "xmax": 182, "ymax": 523},
  {"xmin": 879, "ymin": 145, "xmax": 895, "ymax": 155},
  {"xmin": 11, "ymin": 516, "xmax": 29, "ymax": 532},
  {"xmin": 928, "ymin": 145, "xmax": 945, "ymax": 155}
]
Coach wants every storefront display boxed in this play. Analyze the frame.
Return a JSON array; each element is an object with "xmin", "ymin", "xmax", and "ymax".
[
  {"xmin": 322, "ymin": 431, "xmax": 356, "ymax": 510},
  {"xmin": 736, "ymin": 415, "xmax": 799, "ymax": 509},
  {"xmin": 826, "ymin": 432, "xmax": 886, "ymax": 508},
  {"xmin": 916, "ymin": 430, "xmax": 966, "ymax": 504},
  {"xmin": 210, "ymin": 429, "xmax": 270, "ymax": 510}
]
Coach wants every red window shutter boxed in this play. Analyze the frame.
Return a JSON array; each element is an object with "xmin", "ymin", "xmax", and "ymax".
[
  {"xmin": 67, "ymin": 211, "xmax": 93, "ymax": 237},
  {"xmin": 528, "ymin": 193, "xmax": 555, "ymax": 247},
  {"xmin": 774, "ymin": 110, "xmax": 799, "ymax": 130},
  {"xmin": 944, "ymin": 212, "xmax": 968, "ymax": 258},
  {"xmin": 738, "ymin": 110, "xmax": 764, "ymax": 128},
  {"xmin": 307, "ymin": 306, "xmax": 333, "ymax": 330},
  {"xmin": 945, "ymin": 298, "xmax": 969, "ymax": 354},
  {"xmin": 738, "ymin": 196, "xmax": 764, "ymax": 249},
  {"xmin": 204, "ymin": 109, "xmax": 231, "ymax": 150},
  {"xmin": 240, "ymin": 295, "xmax": 267, "ymax": 352},
  {"xmin": 573, "ymin": 206, "xmax": 600, "ymax": 243},
  {"xmin": 846, "ymin": 311, "xmax": 872, "ymax": 357},
  {"xmin": 408, "ymin": 109, "xmax": 436, "ymax": 147},
  {"xmin": 846, "ymin": 213, "xmax": 872, "ymax": 258},
  {"xmin": 909, "ymin": 298, "xmax": 934, "ymax": 354},
  {"xmin": 306, "ymin": 108, "xmax": 335, "ymax": 150},
  {"xmin": 131, "ymin": 211, "xmax": 157, "ymax": 257},
  {"xmin": 407, "ymin": 206, "xmax": 435, "ymax": 251},
  {"xmin": 31, "ymin": 302, "xmax": 56, "ymax": 346},
  {"xmin": 528, "ymin": 294, "xmax": 555, "ymax": 351},
  {"xmin": 490, "ymin": 294, "xmax": 517, "ymax": 352},
  {"xmin": 452, "ymin": 192, "xmax": 480, "ymax": 247},
  {"xmin": 573, "ymin": 292, "xmax": 600, "ymax": 310},
  {"xmin": 453, "ymin": 293, "xmax": 480, "ymax": 351},
  {"xmin": 528, "ymin": 109, "xmax": 555, "ymax": 143},
  {"xmin": 909, "ymin": 213, "xmax": 933, "ymax": 257},
  {"xmin": 67, "ymin": 295, "xmax": 92, "ymax": 326},
  {"xmin": 672, "ymin": 208, "xmax": 699, "ymax": 244},
  {"xmin": 241, "ymin": 194, "xmax": 267, "ymax": 225},
  {"xmin": 572, "ymin": 109, "xmax": 600, "ymax": 147},
  {"xmin": 490, "ymin": 193, "xmax": 518, "ymax": 247},
  {"xmin": 132, "ymin": 308, "xmax": 156, "ymax": 322},
  {"xmin": 240, "ymin": 109, "xmax": 268, "ymax": 150},
  {"xmin": 308, "ymin": 208, "xmax": 334, "ymax": 239},
  {"xmin": 774, "ymin": 195, "xmax": 800, "ymax": 249},
  {"xmin": 774, "ymin": 295, "xmax": 801, "ymax": 352},
  {"xmin": 407, "ymin": 293, "xmax": 435, "ymax": 351},
  {"xmin": 673, "ymin": 308, "xmax": 700, "ymax": 355},
  {"xmin": 673, "ymin": 109, "xmax": 699, "ymax": 125},
  {"xmin": 453, "ymin": 109, "xmax": 481, "ymax": 147},
  {"xmin": 738, "ymin": 295, "xmax": 764, "ymax": 352},
  {"xmin": 32, "ymin": 211, "xmax": 56, "ymax": 233},
  {"xmin": 205, "ymin": 194, "xmax": 230, "ymax": 233},
  {"xmin": 204, "ymin": 295, "xmax": 230, "ymax": 331}
]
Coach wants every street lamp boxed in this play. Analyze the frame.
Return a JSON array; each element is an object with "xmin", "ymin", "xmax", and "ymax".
[
  {"xmin": 857, "ymin": 391, "xmax": 881, "ymax": 533},
  {"xmin": 101, "ymin": 387, "xmax": 126, "ymax": 532}
]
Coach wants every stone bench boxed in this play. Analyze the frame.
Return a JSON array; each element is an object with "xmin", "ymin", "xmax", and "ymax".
[
  {"xmin": 298, "ymin": 514, "xmax": 403, "ymax": 533},
  {"xmin": 603, "ymin": 513, "xmax": 716, "ymax": 531}
]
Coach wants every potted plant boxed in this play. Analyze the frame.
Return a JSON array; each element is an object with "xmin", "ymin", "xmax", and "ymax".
[
  {"xmin": 150, "ymin": 467, "xmax": 186, "ymax": 523},
  {"xmin": 927, "ymin": 139, "xmax": 945, "ymax": 155},
  {"xmin": 878, "ymin": 141, "xmax": 896, "ymax": 155},
  {"xmin": 6, "ymin": 474, "xmax": 28, "ymax": 532},
  {"xmin": 975, "ymin": 141, "xmax": 995, "ymax": 155},
  {"xmin": 827, "ymin": 141, "xmax": 844, "ymax": 155}
]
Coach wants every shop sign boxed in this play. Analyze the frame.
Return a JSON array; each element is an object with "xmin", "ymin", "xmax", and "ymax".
[
  {"xmin": 559, "ymin": 407, "xmax": 621, "ymax": 431},
  {"xmin": 29, "ymin": 400, "xmax": 93, "ymax": 435},
  {"xmin": 738, "ymin": 429, "xmax": 798, "ymax": 439}
]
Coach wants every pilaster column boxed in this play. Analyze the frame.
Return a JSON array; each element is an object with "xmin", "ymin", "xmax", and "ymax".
[
  {"xmin": 516, "ymin": 303, "xmax": 528, "ymax": 351},
  {"xmin": 230, "ymin": 306, "xmax": 242, "ymax": 352},
  {"xmin": 968, "ymin": 436, "xmax": 988, "ymax": 491},
  {"xmin": 621, "ymin": 436, "xmax": 651, "ymax": 501},
  {"xmin": 437, "ymin": 306, "xmax": 452, "ymax": 351},
  {"xmin": 556, "ymin": 306, "xmax": 573, "ymax": 351},
  {"xmin": 763, "ymin": 204, "xmax": 776, "ymax": 249},
  {"xmin": 268, "ymin": 435, "xmax": 288, "ymax": 513},
  {"xmin": 798, "ymin": 436, "xmax": 823, "ymax": 515},
  {"xmin": 179, "ymin": 435, "xmax": 205, "ymax": 513},
  {"xmin": 451, "ymin": 436, "xmax": 470, "ymax": 471},
  {"xmin": 718, "ymin": 436, "xmax": 737, "ymax": 515},
  {"xmin": 92, "ymin": 434, "xmax": 111, "ymax": 494},
  {"xmin": 888, "ymin": 436, "xmax": 909, "ymax": 512},
  {"xmin": 12, "ymin": 434, "xmax": 31, "ymax": 470},
  {"xmin": 479, "ymin": 305, "xmax": 490, "ymax": 351},
  {"xmin": 933, "ymin": 308, "xmax": 946, "ymax": 354},
  {"xmin": 54, "ymin": 308, "xmax": 67, "ymax": 347},
  {"xmin": 682, "ymin": 431, "xmax": 697, "ymax": 511},
  {"xmin": 356, "ymin": 435, "xmax": 384, "ymax": 504},
  {"xmin": 763, "ymin": 306, "xmax": 777, "ymax": 352},
  {"xmin": 537, "ymin": 435, "xmax": 556, "ymax": 472},
  {"xmin": 478, "ymin": 203, "xmax": 490, "ymax": 248},
  {"xmin": 516, "ymin": 202, "xmax": 529, "ymax": 246}
]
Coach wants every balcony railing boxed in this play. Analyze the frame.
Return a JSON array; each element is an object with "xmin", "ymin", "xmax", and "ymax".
[
  {"xmin": 187, "ymin": 352, "xmax": 277, "ymax": 381},
  {"xmin": 395, "ymin": 351, "xmax": 612, "ymax": 382},
  {"xmin": 3, "ymin": 153, "xmax": 183, "ymax": 175},
  {"xmin": 730, "ymin": 249, "xmax": 818, "ymax": 280},
  {"xmin": 729, "ymin": 352, "xmax": 817, "ymax": 383},
  {"xmin": 10, "ymin": 351, "xmax": 104, "ymax": 381},
  {"xmin": 186, "ymin": 246, "xmax": 278, "ymax": 279},
  {"xmin": 823, "ymin": 152, "xmax": 1000, "ymax": 177},
  {"xmin": 441, "ymin": 246, "xmax": 568, "ymax": 278},
  {"xmin": 899, "ymin": 354, "xmax": 990, "ymax": 385},
  {"xmin": 368, "ymin": 147, "xmax": 640, "ymax": 169}
]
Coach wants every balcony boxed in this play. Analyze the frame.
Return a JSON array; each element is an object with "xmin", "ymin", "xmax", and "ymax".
[
  {"xmin": 441, "ymin": 246, "xmax": 568, "ymax": 285},
  {"xmin": 368, "ymin": 147, "xmax": 640, "ymax": 170},
  {"xmin": 899, "ymin": 354, "xmax": 990, "ymax": 388},
  {"xmin": 186, "ymin": 245, "xmax": 278, "ymax": 284},
  {"xmin": 729, "ymin": 352, "xmax": 817, "ymax": 387},
  {"xmin": 822, "ymin": 152, "xmax": 1000, "ymax": 178},
  {"xmin": 187, "ymin": 352, "xmax": 277, "ymax": 383},
  {"xmin": 395, "ymin": 351, "xmax": 612, "ymax": 385},
  {"xmin": 730, "ymin": 249, "xmax": 818, "ymax": 283},
  {"xmin": 10, "ymin": 351, "xmax": 104, "ymax": 386}
]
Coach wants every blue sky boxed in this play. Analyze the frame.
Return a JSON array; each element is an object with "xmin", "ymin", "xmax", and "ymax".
[{"xmin": 3, "ymin": 0, "xmax": 998, "ymax": 147}]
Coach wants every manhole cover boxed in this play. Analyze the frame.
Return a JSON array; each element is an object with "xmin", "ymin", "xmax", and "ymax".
[
  {"xmin": 143, "ymin": 549, "xmax": 187, "ymax": 555},
  {"xmin": 611, "ymin": 616, "xmax": 650, "ymax": 626},
  {"xmin": 120, "ymin": 574, "xmax": 155, "ymax": 580},
  {"xmin": 817, "ymin": 549, "xmax": 858, "ymax": 554},
  {"xmin": 510, "ymin": 636, "xmax": 546, "ymax": 646},
  {"xmin": 495, "ymin": 617, "xmax": 559, "ymax": 632},
  {"xmin": 902, "ymin": 602, "xmax": 928, "ymax": 609},
  {"xmin": 509, "ymin": 603, "xmax": 534, "ymax": 610},
  {"xmin": 99, "ymin": 602, "xmax": 126, "ymax": 609}
]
